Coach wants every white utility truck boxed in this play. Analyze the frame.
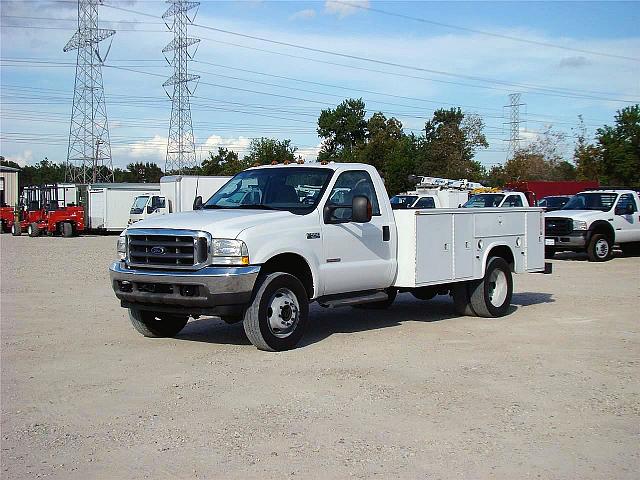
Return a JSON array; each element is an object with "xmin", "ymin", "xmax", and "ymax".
[
  {"xmin": 391, "ymin": 175, "xmax": 480, "ymax": 209},
  {"xmin": 543, "ymin": 188, "xmax": 640, "ymax": 261},
  {"xmin": 110, "ymin": 163, "xmax": 549, "ymax": 351},
  {"xmin": 86, "ymin": 183, "xmax": 160, "ymax": 232},
  {"xmin": 128, "ymin": 175, "xmax": 230, "ymax": 225},
  {"xmin": 463, "ymin": 191, "xmax": 530, "ymax": 208}
]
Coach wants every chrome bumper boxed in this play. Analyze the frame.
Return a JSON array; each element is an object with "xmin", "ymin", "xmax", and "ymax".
[{"xmin": 109, "ymin": 262, "xmax": 260, "ymax": 312}]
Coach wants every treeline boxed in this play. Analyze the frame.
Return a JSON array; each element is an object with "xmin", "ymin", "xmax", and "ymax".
[{"xmin": 2, "ymin": 101, "xmax": 638, "ymax": 196}]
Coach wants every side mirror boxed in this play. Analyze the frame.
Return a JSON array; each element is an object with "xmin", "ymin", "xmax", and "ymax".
[
  {"xmin": 193, "ymin": 195, "xmax": 203, "ymax": 210},
  {"xmin": 352, "ymin": 195, "xmax": 372, "ymax": 223}
]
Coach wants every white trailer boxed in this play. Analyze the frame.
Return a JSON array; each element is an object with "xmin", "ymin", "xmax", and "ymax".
[
  {"xmin": 128, "ymin": 175, "xmax": 230, "ymax": 225},
  {"xmin": 87, "ymin": 183, "xmax": 160, "ymax": 232}
]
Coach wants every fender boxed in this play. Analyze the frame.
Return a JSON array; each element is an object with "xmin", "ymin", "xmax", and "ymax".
[
  {"xmin": 479, "ymin": 240, "xmax": 519, "ymax": 276},
  {"xmin": 586, "ymin": 220, "xmax": 615, "ymax": 244},
  {"xmin": 248, "ymin": 245, "xmax": 322, "ymax": 299}
]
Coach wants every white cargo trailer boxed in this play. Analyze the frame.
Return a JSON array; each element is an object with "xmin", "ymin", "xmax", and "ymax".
[
  {"xmin": 87, "ymin": 183, "xmax": 160, "ymax": 232},
  {"xmin": 128, "ymin": 175, "xmax": 230, "ymax": 225}
]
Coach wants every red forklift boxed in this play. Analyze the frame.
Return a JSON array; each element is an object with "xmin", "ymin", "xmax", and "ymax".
[{"xmin": 10, "ymin": 184, "xmax": 85, "ymax": 237}]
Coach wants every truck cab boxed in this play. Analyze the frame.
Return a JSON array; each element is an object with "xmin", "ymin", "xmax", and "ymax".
[
  {"xmin": 390, "ymin": 193, "xmax": 439, "ymax": 209},
  {"xmin": 110, "ymin": 163, "xmax": 548, "ymax": 352},
  {"xmin": 463, "ymin": 191, "xmax": 530, "ymax": 208},
  {"xmin": 128, "ymin": 194, "xmax": 168, "ymax": 225},
  {"xmin": 544, "ymin": 189, "xmax": 640, "ymax": 261}
]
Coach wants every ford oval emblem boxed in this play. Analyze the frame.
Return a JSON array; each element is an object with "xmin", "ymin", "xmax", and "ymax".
[{"xmin": 150, "ymin": 246, "xmax": 166, "ymax": 255}]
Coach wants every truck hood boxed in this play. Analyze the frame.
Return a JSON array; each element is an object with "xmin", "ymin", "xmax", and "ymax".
[
  {"xmin": 546, "ymin": 210, "xmax": 608, "ymax": 220},
  {"xmin": 125, "ymin": 209, "xmax": 294, "ymax": 238}
]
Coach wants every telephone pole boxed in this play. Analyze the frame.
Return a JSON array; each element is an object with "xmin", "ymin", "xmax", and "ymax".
[
  {"xmin": 162, "ymin": 0, "xmax": 200, "ymax": 174},
  {"xmin": 64, "ymin": 0, "xmax": 115, "ymax": 183}
]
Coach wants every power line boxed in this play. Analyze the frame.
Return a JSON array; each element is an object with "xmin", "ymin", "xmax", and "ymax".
[{"xmin": 334, "ymin": 1, "xmax": 640, "ymax": 63}]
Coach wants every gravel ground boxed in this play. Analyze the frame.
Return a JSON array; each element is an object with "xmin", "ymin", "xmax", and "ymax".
[{"xmin": 1, "ymin": 234, "xmax": 639, "ymax": 479}]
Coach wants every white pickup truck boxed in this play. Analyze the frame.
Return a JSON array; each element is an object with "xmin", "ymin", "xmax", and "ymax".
[
  {"xmin": 110, "ymin": 163, "xmax": 549, "ymax": 351},
  {"xmin": 544, "ymin": 189, "xmax": 640, "ymax": 261},
  {"xmin": 463, "ymin": 191, "xmax": 530, "ymax": 208}
]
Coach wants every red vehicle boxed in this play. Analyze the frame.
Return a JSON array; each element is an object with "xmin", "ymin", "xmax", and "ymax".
[
  {"xmin": 10, "ymin": 185, "xmax": 84, "ymax": 237},
  {"xmin": 505, "ymin": 180, "xmax": 599, "ymax": 206},
  {"xmin": 0, "ymin": 205, "xmax": 15, "ymax": 233}
]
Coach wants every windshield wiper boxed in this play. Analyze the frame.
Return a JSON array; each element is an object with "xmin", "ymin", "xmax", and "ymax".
[
  {"xmin": 236, "ymin": 204, "xmax": 278, "ymax": 210},
  {"xmin": 202, "ymin": 204, "xmax": 230, "ymax": 209}
]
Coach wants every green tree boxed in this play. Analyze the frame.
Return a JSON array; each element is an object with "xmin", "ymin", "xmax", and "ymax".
[
  {"xmin": 201, "ymin": 147, "xmax": 249, "ymax": 176},
  {"xmin": 574, "ymin": 116, "xmax": 602, "ymax": 181},
  {"xmin": 416, "ymin": 108, "xmax": 487, "ymax": 181},
  {"xmin": 317, "ymin": 98, "xmax": 367, "ymax": 162},
  {"xmin": 596, "ymin": 104, "xmax": 640, "ymax": 186},
  {"xmin": 244, "ymin": 137, "xmax": 298, "ymax": 165},
  {"xmin": 115, "ymin": 162, "xmax": 163, "ymax": 183}
]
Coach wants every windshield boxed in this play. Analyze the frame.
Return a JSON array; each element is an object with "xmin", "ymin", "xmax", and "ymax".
[
  {"xmin": 541, "ymin": 196, "xmax": 569, "ymax": 208},
  {"xmin": 463, "ymin": 194, "xmax": 505, "ymax": 208},
  {"xmin": 562, "ymin": 193, "xmax": 617, "ymax": 211},
  {"xmin": 130, "ymin": 196, "xmax": 149, "ymax": 214},
  {"xmin": 204, "ymin": 167, "xmax": 333, "ymax": 213},
  {"xmin": 390, "ymin": 195, "xmax": 418, "ymax": 209}
]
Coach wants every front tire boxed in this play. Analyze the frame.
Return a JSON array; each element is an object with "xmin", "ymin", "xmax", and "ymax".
[
  {"xmin": 28, "ymin": 223, "xmax": 40, "ymax": 237},
  {"xmin": 468, "ymin": 257, "xmax": 513, "ymax": 318},
  {"xmin": 587, "ymin": 234, "xmax": 612, "ymax": 262},
  {"xmin": 62, "ymin": 222, "xmax": 74, "ymax": 237},
  {"xmin": 11, "ymin": 223, "xmax": 21, "ymax": 236},
  {"xmin": 243, "ymin": 272, "xmax": 309, "ymax": 351},
  {"xmin": 128, "ymin": 309, "xmax": 189, "ymax": 338}
]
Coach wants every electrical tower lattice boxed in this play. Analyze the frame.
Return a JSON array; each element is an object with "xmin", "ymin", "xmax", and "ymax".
[
  {"xmin": 64, "ymin": 0, "xmax": 115, "ymax": 183},
  {"xmin": 504, "ymin": 93, "xmax": 525, "ymax": 159},
  {"xmin": 163, "ymin": 0, "xmax": 200, "ymax": 174}
]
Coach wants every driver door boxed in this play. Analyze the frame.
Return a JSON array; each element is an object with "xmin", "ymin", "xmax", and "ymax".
[
  {"xmin": 612, "ymin": 194, "xmax": 640, "ymax": 242},
  {"xmin": 319, "ymin": 171, "xmax": 393, "ymax": 296}
]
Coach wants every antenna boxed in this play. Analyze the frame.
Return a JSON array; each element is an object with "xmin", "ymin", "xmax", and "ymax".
[
  {"xmin": 163, "ymin": 0, "xmax": 200, "ymax": 175},
  {"xmin": 64, "ymin": 0, "xmax": 115, "ymax": 184}
]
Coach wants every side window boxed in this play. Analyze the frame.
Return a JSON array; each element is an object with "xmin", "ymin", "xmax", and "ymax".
[
  {"xmin": 151, "ymin": 196, "xmax": 165, "ymax": 209},
  {"xmin": 505, "ymin": 195, "xmax": 523, "ymax": 207},
  {"xmin": 415, "ymin": 197, "xmax": 436, "ymax": 209},
  {"xmin": 617, "ymin": 194, "xmax": 637, "ymax": 214},
  {"xmin": 327, "ymin": 171, "xmax": 380, "ymax": 221}
]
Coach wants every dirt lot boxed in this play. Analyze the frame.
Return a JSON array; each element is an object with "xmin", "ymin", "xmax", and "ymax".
[{"xmin": 1, "ymin": 234, "xmax": 639, "ymax": 479}]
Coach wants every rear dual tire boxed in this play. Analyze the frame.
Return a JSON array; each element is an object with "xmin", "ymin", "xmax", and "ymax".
[{"xmin": 452, "ymin": 257, "xmax": 513, "ymax": 318}]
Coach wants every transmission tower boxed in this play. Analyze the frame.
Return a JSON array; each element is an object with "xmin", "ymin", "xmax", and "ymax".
[
  {"xmin": 504, "ymin": 93, "xmax": 525, "ymax": 159},
  {"xmin": 162, "ymin": 1, "xmax": 200, "ymax": 174},
  {"xmin": 64, "ymin": 0, "xmax": 115, "ymax": 184}
]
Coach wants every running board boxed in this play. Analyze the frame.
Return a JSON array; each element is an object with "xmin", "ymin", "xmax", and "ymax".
[{"xmin": 318, "ymin": 291, "xmax": 388, "ymax": 308}]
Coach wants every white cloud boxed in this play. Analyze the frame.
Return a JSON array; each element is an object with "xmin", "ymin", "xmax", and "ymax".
[
  {"xmin": 289, "ymin": 9, "xmax": 316, "ymax": 21},
  {"xmin": 324, "ymin": 0, "xmax": 369, "ymax": 18},
  {"xmin": 296, "ymin": 143, "xmax": 322, "ymax": 162},
  {"xmin": 202, "ymin": 135, "xmax": 253, "ymax": 157},
  {"xmin": 5, "ymin": 150, "xmax": 34, "ymax": 167}
]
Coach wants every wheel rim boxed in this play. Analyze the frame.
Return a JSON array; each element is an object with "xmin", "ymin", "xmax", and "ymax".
[
  {"xmin": 595, "ymin": 239, "xmax": 609, "ymax": 258},
  {"xmin": 266, "ymin": 287, "xmax": 300, "ymax": 338},
  {"xmin": 488, "ymin": 269, "xmax": 508, "ymax": 307}
]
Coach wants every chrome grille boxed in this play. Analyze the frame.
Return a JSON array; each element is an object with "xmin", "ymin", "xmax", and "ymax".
[
  {"xmin": 545, "ymin": 217, "xmax": 573, "ymax": 236},
  {"xmin": 126, "ymin": 229, "xmax": 209, "ymax": 270}
]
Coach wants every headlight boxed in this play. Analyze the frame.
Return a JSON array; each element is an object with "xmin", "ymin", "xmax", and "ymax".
[
  {"xmin": 573, "ymin": 220, "xmax": 588, "ymax": 231},
  {"xmin": 117, "ymin": 235, "xmax": 126, "ymax": 260},
  {"xmin": 211, "ymin": 239, "xmax": 249, "ymax": 265}
]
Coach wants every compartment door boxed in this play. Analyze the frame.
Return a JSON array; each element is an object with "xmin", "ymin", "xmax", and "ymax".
[
  {"xmin": 415, "ymin": 214, "xmax": 453, "ymax": 284},
  {"xmin": 453, "ymin": 214, "xmax": 474, "ymax": 279}
]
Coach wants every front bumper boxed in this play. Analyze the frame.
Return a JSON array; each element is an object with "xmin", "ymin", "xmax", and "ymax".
[
  {"xmin": 109, "ymin": 262, "xmax": 260, "ymax": 314},
  {"xmin": 545, "ymin": 231, "xmax": 587, "ymax": 249}
]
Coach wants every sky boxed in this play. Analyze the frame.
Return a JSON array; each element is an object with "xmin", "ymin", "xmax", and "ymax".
[{"xmin": 1, "ymin": 0, "xmax": 639, "ymax": 172}]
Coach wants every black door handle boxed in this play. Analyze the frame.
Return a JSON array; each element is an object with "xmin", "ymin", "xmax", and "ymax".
[{"xmin": 382, "ymin": 225, "xmax": 390, "ymax": 241}]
